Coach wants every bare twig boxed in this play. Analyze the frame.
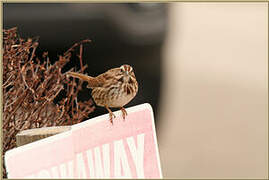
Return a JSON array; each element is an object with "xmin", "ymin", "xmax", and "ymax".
[{"xmin": 2, "ymin": 28, "xmax": 95, "ymax": 178}]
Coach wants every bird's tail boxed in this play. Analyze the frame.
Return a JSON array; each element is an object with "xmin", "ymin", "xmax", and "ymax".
[{"xmin": 66, "ymin": 72, "xmax": 100, "ymax": 88}]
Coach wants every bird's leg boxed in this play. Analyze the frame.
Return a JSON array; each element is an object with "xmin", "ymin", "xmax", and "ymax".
[
  {"xmin": 105, "ymin": 106, "xmax": 116, "ymax": 124},
  {"xmin": 120, "ymin": 107, "xmax": 128, "ymax": 121}
]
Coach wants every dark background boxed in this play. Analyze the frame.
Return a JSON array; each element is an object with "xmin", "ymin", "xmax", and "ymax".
[{"xmin": 3, "ymin": 3, "xmax": 168, "ymax": 126}]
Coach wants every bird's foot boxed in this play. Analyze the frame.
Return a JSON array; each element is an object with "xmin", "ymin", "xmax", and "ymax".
[
  {"xmin": 120, "ymin": 107, "xmax": 128, "ymax": 121},
  {"xmin": 109, "ymin": 111, "xmax": 116, "ymax": 124},
  {"xmin": 106, "ymin": 106, "xmax": 116, "ymax": 125}
]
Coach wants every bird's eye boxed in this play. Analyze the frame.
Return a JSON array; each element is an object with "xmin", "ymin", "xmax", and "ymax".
[{"xmin": 120, "ymin": 69, "xmax": 124, "ymax": 73}]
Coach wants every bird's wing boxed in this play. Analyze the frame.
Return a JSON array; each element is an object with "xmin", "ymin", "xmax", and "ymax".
[{"xmin": 95, "ymin": 68, "xmax": 120, "ymax": 88}]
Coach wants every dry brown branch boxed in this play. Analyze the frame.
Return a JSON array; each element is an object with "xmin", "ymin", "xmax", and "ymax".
[{"xmin": 2, "ymin": 27, "xmax": 95, "ymax": 177}]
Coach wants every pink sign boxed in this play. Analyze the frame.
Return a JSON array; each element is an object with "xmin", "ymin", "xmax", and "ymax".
[{"xmin": 5, "ymin": 103, "xmax": 162, "ymax": 178}]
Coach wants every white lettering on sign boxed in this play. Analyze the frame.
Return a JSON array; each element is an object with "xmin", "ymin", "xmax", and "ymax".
[
  {"xmin": 86, "ymin": 149, "xmax": 95, "ymax": 177},
  {"xmin": 59, "ymin": 160, "xmax": 74, "ymax": 178},
  {"xmin": 76, "ymin": 152, "xmax": 87, "ymax": 178},
  {"xmin": 93, "ymin": 144, "xmax": 110, "ymax": 178},
  {"xmin": 24, "ymin": 133, "xmax": 145, "ymax": 178},
  {"xmin": 37, "ymin": 169, "xmax": 50, "ymax": 178},
  {"xmin": 114, "ymin": 140, "xmax": 132, "ymax": 178},
  {"xmin": 51, "ymin": 166, "xmax": 60, "ymax": 178},
  {"xmin": 127, "ymin": 133, "xmax": 145, "ymax": 178}
]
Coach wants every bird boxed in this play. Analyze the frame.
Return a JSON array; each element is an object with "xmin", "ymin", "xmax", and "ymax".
[{"xmin": 66, "ymin": 64, "xmax": 138, "ymax": 124}]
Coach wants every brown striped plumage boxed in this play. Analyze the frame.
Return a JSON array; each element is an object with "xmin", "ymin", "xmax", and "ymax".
[{"xmin": 67, "ymin": 64, "xmax": 138, "ymax": 124}]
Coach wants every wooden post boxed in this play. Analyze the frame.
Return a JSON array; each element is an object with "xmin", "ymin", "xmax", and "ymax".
[{"xmin": 16, "ymin": 126, "xmax": 71, "ymax": 147}]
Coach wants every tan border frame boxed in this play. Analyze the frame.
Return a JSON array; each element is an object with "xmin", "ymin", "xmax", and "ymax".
[{"xmin": 0, "ymin": 1, "xmax": 268, "ymax": 179}]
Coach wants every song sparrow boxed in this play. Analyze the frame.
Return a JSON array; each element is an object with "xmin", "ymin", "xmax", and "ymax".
[{"xmin": 67, "ymin": 64, "xmax": 138, "ymax": 124}]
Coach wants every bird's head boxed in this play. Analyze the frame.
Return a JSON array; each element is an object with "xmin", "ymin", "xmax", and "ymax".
[{"xmin": 119, "ymin": 64, "xmax": 136, "ymax": 83}]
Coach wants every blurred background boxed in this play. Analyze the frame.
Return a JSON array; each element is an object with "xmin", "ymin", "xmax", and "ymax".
[
  {"xmin": 3, "ymin": 2, "xmax": 268, "ymax": 179},
  {"xmin": 3, "ymin": 3, "xmax": 168, "ymax": 123}
]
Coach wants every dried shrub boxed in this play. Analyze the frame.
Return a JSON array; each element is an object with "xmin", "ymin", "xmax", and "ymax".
[{"xmin": 2, "ymin": 27, "xmax": 95, "ymax": 177}]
